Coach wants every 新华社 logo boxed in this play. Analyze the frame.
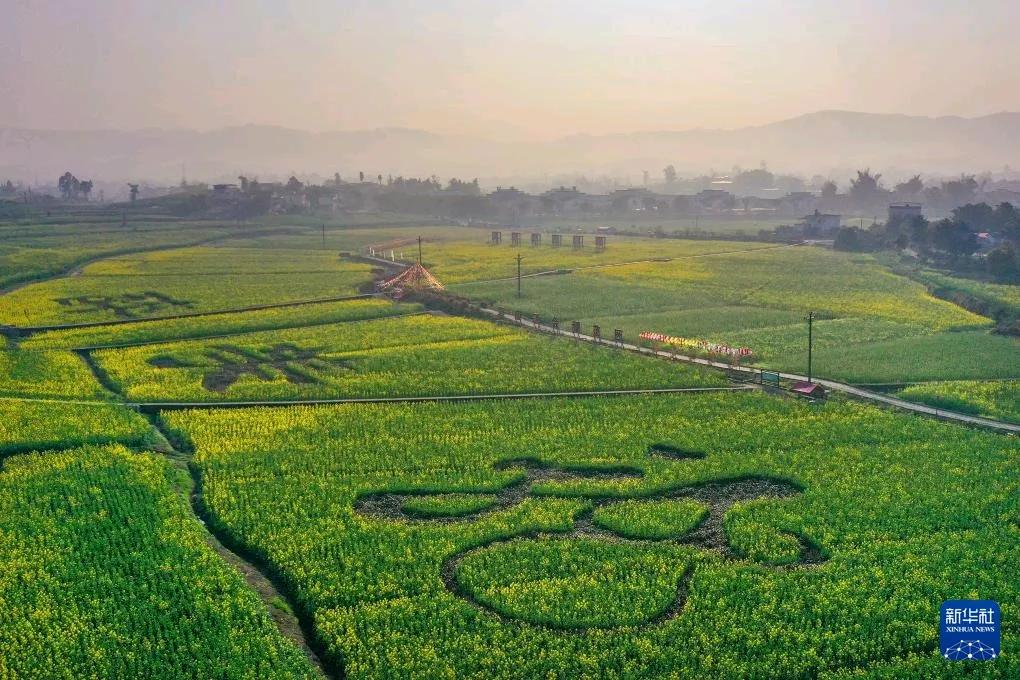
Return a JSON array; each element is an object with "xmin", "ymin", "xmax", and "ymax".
[{"xmin": 940, "ymin": 600, "xmax": 1000, "ymax": 661}]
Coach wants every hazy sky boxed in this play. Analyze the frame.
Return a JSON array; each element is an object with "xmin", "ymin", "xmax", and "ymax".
[{"xmin": 4, "ymin": 0, "xmax": 1019, "ymax": 139}]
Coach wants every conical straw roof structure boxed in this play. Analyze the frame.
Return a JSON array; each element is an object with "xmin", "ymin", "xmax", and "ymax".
[{"xmin": 378, "ymin": 262, "xmax": 445, "ymax": 296}]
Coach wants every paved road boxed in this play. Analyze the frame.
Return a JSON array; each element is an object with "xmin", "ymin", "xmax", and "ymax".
[{"xmin": 483, "ymin": 309, "xmax": 1020, "ymax": 435}]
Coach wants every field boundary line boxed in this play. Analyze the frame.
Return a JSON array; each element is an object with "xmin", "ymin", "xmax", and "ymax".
[
  {"xmin": 130, "ymin": 386, "xmax": 754, "ymax": 412},
  {"xmin": 0, "ymin": 386, "xmax": 753, "ymax": 411},
  {"xmin": 479, "ymin": 308, "xmax": 1020, "ymax": 435},
  {"xmin": 0, "ymin": 395, "xmax": 122, "ymax": 406}
]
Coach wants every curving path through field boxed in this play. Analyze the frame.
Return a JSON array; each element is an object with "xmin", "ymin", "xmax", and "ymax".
[{"xmin": 484, "ymin": 308, "xmax": 1020, "ymax": 435}]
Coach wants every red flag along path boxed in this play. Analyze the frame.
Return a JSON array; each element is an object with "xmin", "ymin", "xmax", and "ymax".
[{"xmin": 639, "ymin": 331, "xmax": 753, "ymax": 358}]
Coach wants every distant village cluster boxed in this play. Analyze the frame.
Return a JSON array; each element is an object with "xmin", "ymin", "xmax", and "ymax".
[
  {"xmin": 2, "ymin": 167, "xmax": 1018, "ymax": 279},
  {"xmin": 5, "ymin": 167, "xmax": 1020, "ymax": 230}
]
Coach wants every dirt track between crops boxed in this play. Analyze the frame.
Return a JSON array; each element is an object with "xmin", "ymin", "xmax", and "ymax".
[{"xmin": 145, "ymin": 413, "xmax": 337, "ymax": 679}]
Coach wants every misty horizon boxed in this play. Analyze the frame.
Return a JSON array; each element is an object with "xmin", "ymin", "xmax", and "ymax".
[
  {"xmin": 5, "ymin": 2, "xmax": 1020, "ymax": 184},
  {"xmin": 6, "ymin": 2, "xmax": 1020, "ymax": 140},
  {"xmin": 4, "ymin": 109, "xmax": 1020, "ymax": 188},
  {"xmin": 3, "ymin": 108, "xmax": 1020, "ymax": 139}
]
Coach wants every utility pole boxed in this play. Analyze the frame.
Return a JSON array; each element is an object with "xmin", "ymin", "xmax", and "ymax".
[
  {"xmin": 516, "ymin": 252, "xmax": 523, "ymax": 298},
  {"xmin": 807, "ymin": 311, "xmax": 814, "ymax": 383},
  {"xmin": 418, "ymin": 236, "xmax": 423, "ymax": 264},
  {"xmin": 321, "ymin": 224, "xmax": 326, "ymax": 250}
]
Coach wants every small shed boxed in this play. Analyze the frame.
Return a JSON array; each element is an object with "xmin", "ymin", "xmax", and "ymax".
[{"xmin": 791, "ymin": 381, "xmax": 825, "ymax": 399}]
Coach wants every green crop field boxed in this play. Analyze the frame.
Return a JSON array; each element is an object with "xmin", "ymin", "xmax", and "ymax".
[
  {"xmin": 0, "ymin": 401, "xmax": 152, "ymax": 456},
  {"xmin": 0, "ymin": 443, "xmax": 316, "ymax": 678},
  {"xmin": 0, "ymin": 247, "xmax": 376, "ymax": 326},
  {"xmin": 0, "ymin": 346, "xmax": 109, "ymax": 399},
  {"xmin": 93, "ymin": 314, "xmax": 723, "ymax": 402},
  {"xmin": 0, "ymin": 220, "xmax": 243, "ymax": 291},
  {"xmin": 450, "ymin": 245, "xmax": 1015, "ymax": 383},
  {"xmin": 1, "ymin": 214, "xmax": 1017, "ymax": 678},
  {"xmin": 460, "ymin": 246, "xmax": 987, "ymax": 329},
  {"xmin": 162, "ymin": 393, "xmax": 1020, "ymax": 678},
  {"xmin": 21, "ymin": 298, "xmax": 416, "ymax": 350},
  {"xmin": 876, "ymin": 256, "xmax": 1020, "ymax": 319},
  {"xmin": 419, "ymin": 238, "xmax": 778, "ymax": 284},
  {"xmin": 896, "ymin": 380, "xmax": 1020, "ymax": 424}
]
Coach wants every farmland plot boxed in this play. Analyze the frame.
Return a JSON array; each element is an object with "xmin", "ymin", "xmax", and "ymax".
[
  {"xmin": 420, "ymin": 238, "xmax": 777, "ymax": 284},
  {"xmin": 451, "ymin": 246, "xmax": 1006, "ymax": 383},
  {"xmin": 22, "ymin": 297, "xmax": 414, "ymax": 350},
  {"xmin": 0, "ymin": 220, "xmax": 240, "ymax": 291},
  {"xmin": 0, "ymin": 247, "xmax": 377, "ymax": 325},
  {"xmin": 164, "ymin": 392, "xmax": 1020, "ymax": 678},
  {"xmin": 94, "ymin": 314, "xmax": 724, "ymax": 402},
  {"xmin": 0, "ymin": 345, "xmax": 109, "ymax": 399},
  {"xmin": 0, "ymin": 401, "xmax": 151, "ymax": 456},
  {"xmin": 0, "ymin": 444, "xmax": 316, "ymax": 678},
  {"xmin": 896, "ymin": 380, "xmax": 1020, "ymax": 424},
  {"xmin": 791, "ymin": 331, "xmax": 1020, "ymax": 383}
]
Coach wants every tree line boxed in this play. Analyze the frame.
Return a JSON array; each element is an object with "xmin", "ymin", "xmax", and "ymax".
[{"xmin": 835, "ymin": 201, "xmax": 1020, "ymax": 280}]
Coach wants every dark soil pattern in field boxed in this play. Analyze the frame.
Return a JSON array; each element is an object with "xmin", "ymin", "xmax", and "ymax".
[
  {"xmin": 55, "ymin": 291, "xmax": 193, "ymax": 319},
  {"xmin": 354, "ymin": 450, "xmax": 825, "ymax": 630},
  {"xmin": 148, "ymin": 343, "xmax": 353, "ymax": 392}
]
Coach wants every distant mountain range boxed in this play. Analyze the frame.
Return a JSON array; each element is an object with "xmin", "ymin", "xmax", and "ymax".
[{"xmin": 3, "ymin": 111, "xmax": 1020, "ymax": 186}]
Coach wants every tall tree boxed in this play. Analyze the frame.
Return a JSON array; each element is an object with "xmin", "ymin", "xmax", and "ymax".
[
  {"xmin": 58, "ymin": 171, "xmax": 79, "ymax": 200},
  {"xmin": 663, "ymin": 165, "xmax": 677, "ymax": 184},
  {"xmin": 930, "ymin": 218, "xmax": 977, "ymax": 256},
  {"xmin": 849, "ymin": 169, "xmax": 885, "ymax": 208},
  {"xmin": 894, "ymin": 175, "xmax": 923, "ymax": 198},
  {"xmin": 952, "ymin": 203, "xmax": 995, "ymax": 232},
  {"xmin": 986, "ymin": 243, "xmax": 1018, "ymax": 280},
  {"xmin": 993, "ymin": 202, "xmax": 1019, "ymax": 240},
  {"xmin": 941, "ymin": 175, "xmax": 979, "ymax": 207}
]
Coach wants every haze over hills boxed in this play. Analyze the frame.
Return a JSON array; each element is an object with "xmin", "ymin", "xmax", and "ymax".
[{"xmin": 3, "ymin": 110, "xmax": 1020, "ymax": 187}]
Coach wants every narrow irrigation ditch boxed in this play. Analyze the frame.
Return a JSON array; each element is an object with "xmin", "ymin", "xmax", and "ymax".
[
  {"xmin": 145, "ymin": 413, "xmax": 340, "ymax": 679},
  {"xmin": 72, "ymin": 343, "xmax": 339, "ymax": 678}
]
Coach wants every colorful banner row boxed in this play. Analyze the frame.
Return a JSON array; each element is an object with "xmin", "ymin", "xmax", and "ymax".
[{"xmin": 639, "ymin": 331, "xmax": 753, "ymax": 358}]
